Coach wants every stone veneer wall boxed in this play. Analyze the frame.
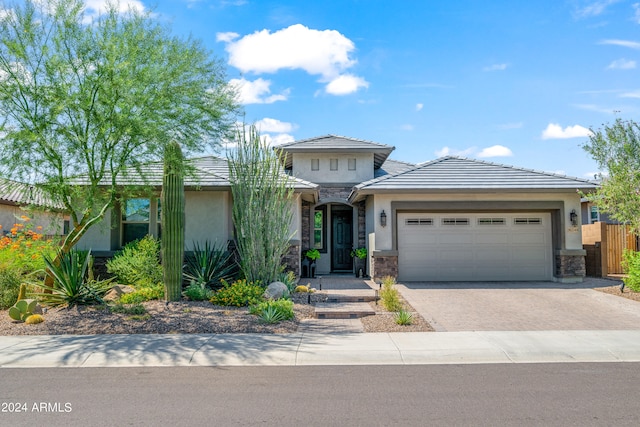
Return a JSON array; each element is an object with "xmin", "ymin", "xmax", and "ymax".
[
  {"xmin": 282, "ymin": 242, "xmax": 301, "ymax": 277},
  {"xmin": 357, "ymin": 202, "xmax": 366, "ymax": 248},
  {"xmin": 555, "ymin": 251, "xmax": 586, "ymax": 279},
  {"xmin": 301, "ymin": 201, "xmax": 311, "ymax": 251},
  {"xmin": 318, "ymin": 186, "xmax": 352, "ymax": 202},
  {"xmin": 371, "ymin": 253, "xmax": 398, "ymax": 282}
]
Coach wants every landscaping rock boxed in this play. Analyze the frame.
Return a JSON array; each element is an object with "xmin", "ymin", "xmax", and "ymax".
[
  {"xmin": 103, "ymin": 285, "xmax": 135, "ymax": 302},
  {"xmin": 263, "ymin": 282, "xmax": 289, "ymax": 300}
]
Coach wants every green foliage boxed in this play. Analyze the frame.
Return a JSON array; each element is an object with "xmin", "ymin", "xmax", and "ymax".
[
  {"xmin": 17, "ymin": 283, "xmax": 27, "ymax": 301},
  {"xmin": 350, "ymin": 247, "xmax": 367, "ymax": 260},
  {"xmin": 210, "ymin": 279, "xmax": 264, "ymax": 307},
  {"xmin": 110, "ymin": 303, "xmax": 147, "ymax": 315},
  {"xmin": 35, "ymin": 249, "xmax": 114, "ymax": 307},
  {"xmin": 249, "ymin": 299, "xmax": 295, "ymax": 324},
  {"xmin": 583, "ymin": 118, "xmax": 640, "ymax": 235},
  {"xmin": 305, "ymin": 249, "xmax": 321, "ymax": 261},
  {"xmin": 0, "ymin": 268, "xmax": 21, "ymax": 310},
  {"xmin": 8, "ymin": 299, "xmax": 38, "ymax": 322},
  {"xmin": 25, "ymin": 314, "xmax": 44, "ymax": 324},
  {"xmin": 622, "ymin": 250, "xmax": 640, "ymax": 292},
  {"xmin": 228, "ymin": 124, "xmax": 294, "ymax": 284},
  {"xmin": 380, "ymin": 276, "xmax": 403, "ymax": 312},
  {"xmin": 118, "ymin": 283, "xmax": 164, "ymax": 304},
  {"xmin": 106, "ymin": 236, "xmax": 163, "ymax": 287},
  {"xmin": 395, "ymin": 309, "xmax": 414, "ymax": 326},
  {"xmin": 184, "ymin": 241, "xmax": 236, "ymax": 290},
  {"xmin": 0, "ymin": 0, "xmax": 239, "ymax": 257},
  {"xmin": 278, "ymin": 270, "xmax": 298, "ymax": 293},
  {"xmin": 183, "ymin": 281, "xmax": 214, "ymax": 301}
]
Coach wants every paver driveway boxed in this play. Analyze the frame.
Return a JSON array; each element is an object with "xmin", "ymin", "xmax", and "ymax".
[{"xmin": 397, "ymin": 278, "xmax": 640, "ymax": 331}]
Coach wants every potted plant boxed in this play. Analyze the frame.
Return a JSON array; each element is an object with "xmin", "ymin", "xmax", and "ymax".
[
  {"xmin": 305, "ymin": 249, "xmax": 321, "ymax": 278},
  {"xmin": 350, "ymin": 247, "xmax": 367, "ymax": 278}
]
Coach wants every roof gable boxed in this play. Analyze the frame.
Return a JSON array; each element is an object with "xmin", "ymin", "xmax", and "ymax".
[
  {"xmin": 278, "ymin": 135, "xmax": 395, "ymax": 169},
  {"xmin": 353, "ymin": 156, "xmax": 599, "ymax": 194}
]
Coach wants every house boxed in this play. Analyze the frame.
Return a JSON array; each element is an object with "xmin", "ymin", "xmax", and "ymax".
[
  {"xmin": 0, "ymin": 178, "xmax": 68, "ymax": 235},
  {"xmin": 76, "ymin": 135, "xmax": 599, "ymax": 282}
]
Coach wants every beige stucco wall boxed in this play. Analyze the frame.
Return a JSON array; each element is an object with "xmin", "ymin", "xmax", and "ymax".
[
  {"xmin": 75, "ymin": 208, "xmax": 113, "ymax": 251},
  {"xmin": 0, "ymin": 204, "xmax": 65, "ymax": 236},
  {"xmin": 368, "ymin": 191, "xmax": 583, "ymax": 252},
  {"xmin": 291, "ymin": 152, "xmax": 374, "ymax": 184}
]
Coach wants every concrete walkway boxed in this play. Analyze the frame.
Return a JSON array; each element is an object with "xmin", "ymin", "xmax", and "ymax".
[{"xmin": 1, "ymin": 330, "xmax": 640, "ymax": 367}]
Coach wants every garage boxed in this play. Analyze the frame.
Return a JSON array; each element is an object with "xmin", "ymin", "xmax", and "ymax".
[{"xmin": 398, "ymin": 212, "xmax": 553, "ymax": 281}]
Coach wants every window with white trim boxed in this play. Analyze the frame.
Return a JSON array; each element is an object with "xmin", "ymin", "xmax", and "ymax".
[
  {"xmin": 122, "ymin": 198, "xmax": 151, "ymax": 245},
  {"xmin": 330, "ymin": 158, "xmax": 338, "ymax": 171},
  {"xmin": 311, "ymin": 159, "xmax": 319, "ymax": 171},
  {"xmin": 348, "ymin": 158, "xmax": 356, "ymax": 170},
  {"xmin": 442, "ymin": 218, "xmax": 470, "ymax": 225},
  {"xmin": 478, "ymin": 218, "xmax": 506, "ymax": 225}
]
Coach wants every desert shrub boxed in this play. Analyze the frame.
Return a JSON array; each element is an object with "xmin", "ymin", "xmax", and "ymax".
[
  {"xmin": 0, "ymin": 216, "xmax": 58, "ymax": 281},
  {"xmin": 395, "ymin": 309, "xmax": 413, "ymax": 325},
  {"xmin": 118, "ymin": 283, "xmax": 164, "ymax": 304},
  {"xmin": 0, "ymin": 267, "xmax": 21, "ymax": 310},
  {"xmin": 182, "ymin": 280, "xmax": 214, "ymax": 301},
  {"xmin": 209, "ymin": 279, "xmax": 264, "ymax": 307},
  {"xmin": 106, "ymin": 235, "xmax": 162, "ymax": 287},
  {"xmin": 249, "ymin": 299, "xmax": 294, "ymax": 319},
  {"xmin": 379, "ymin": 276, "xmax": 403, "ymax": 312},
  {"xmin": 622, "ymin": 250, "xmax": 640, "ymax": 292},
  {"xmin": 35, "ymin": 249, "xmax": 114, "ymax": 307},
  {"xmin": 110, "ymin": 303, "xmax": 147, "ymax": 315},
  {"xmin": 278, "ymin": 270, "xmax": 298, "ymax": 293},
  {"xmin": 184, "ymin": 241, "xmax": 236, "ymax": 290}
]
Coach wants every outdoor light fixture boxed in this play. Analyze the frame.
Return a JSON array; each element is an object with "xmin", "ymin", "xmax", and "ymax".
[
  {"xmin": 570, "ymin": 209, "xmax": 578, "ymax": 226},
  {"xmin": 380, "ymin": 210, "xmax": 387, "ymax": 227}
]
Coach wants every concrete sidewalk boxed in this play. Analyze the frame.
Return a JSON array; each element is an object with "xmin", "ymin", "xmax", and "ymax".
[{"xmin": 2, "ymin": 330, "xmax": 640, "ymax": 367}]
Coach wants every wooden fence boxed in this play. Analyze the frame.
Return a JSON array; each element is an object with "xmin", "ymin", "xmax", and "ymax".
[{"xmin": 582, "ymin": 222, "xmax": 638, "ymax": 277}]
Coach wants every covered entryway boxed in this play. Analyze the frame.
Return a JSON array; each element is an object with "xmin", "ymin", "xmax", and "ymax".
[
  {"xmin": 331, "ymin": 206, "xmax": 353, "ymax": 271},
  {"xmin": 398, "ymin": 212, "xmax": 553, "ymax": 281}
]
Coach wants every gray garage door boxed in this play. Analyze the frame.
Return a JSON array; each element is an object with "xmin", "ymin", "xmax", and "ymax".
[{"xmin": 397, "ymin": 212, "xmax": 553, "ymax": 281}]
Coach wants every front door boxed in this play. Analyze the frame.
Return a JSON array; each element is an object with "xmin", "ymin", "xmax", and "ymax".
[{"xmin": 332, "ymin": 209, "xmax": 353, "ymax": 271}]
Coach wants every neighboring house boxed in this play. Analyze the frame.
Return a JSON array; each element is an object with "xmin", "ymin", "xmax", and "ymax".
[
  {"xmin": 580, "ymin": 199, "xmax": 616, "ymax": 225},
  {"xmin": 0, "ymin": 178, "xmax": 68, "ymax": 235},
  {"xmin": 76, "ymin": 135, "xmax": 599, "ymax": 282}
]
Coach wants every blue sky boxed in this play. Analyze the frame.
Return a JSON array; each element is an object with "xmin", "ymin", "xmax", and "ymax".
[{"xmin": 86, "ymin": 1, "xmax": 640, "ymax": 177}]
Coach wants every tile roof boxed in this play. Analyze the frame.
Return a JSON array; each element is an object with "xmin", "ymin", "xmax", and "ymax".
[
  {"xmin": 352, "ymin": 156, "xmax": 599, "ymax": 198},
  {"xmin": 278, "ymin": 135, "xmax": 395, "ymax": 169},
  {"xmin": 71, "ymin": 156, "xmax": 318, "ymax": 191},
  {"xmin": 0, "ymin": 178, "xmax": 65, "ymax": 210},
  {"xmin": 374, "ymin": 159, "xmax": 416, "ymax": 178}
]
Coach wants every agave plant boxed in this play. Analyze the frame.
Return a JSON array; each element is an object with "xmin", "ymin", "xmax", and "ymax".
[
  {"xmin": 35, "ymin": 249, "xmax": 114, "ymax": 307},
  {"xmin": 184, "ymin": 241, "xmax": 236, "ymax": 290}
]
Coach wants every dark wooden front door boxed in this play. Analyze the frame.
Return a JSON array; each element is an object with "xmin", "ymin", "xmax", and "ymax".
[{"xmin": 332, "ymin": 210, "xmax": 353, "ymax": 271}]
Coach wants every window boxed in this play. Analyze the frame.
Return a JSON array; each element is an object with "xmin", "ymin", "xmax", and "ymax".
[
  {"xmin": 478, "ymin": 218, "xmax": 506, "ymax": 225},
  {"xmin": 122, "ymin": 198, "xmax": 151, "ymax": 245},
  {"xmin": 311, "ymin": 159, "xmax": 319, "ymax": 171},
  {"xmin": 313, "ymin": 207, "xmax": 326, "ymax": 251},
  {"xmin": 514, "ymin": 217, "xmax": 542, "ymax": 225},
  {"xmin": 330, "ymin": 158, "xmax": 338, "ymax": 171},
  {"xmin": 590, "ymin": 206, "xmax": 600, "ymax": 224},
  {"xmin": 348, "ymin": 158, "xmax": 356, "ymax": 170},
  {"xmin": 442, "ymin": 218, "xmax": 470, "ymax": 225},
  {"xmin": 405, "ymin": 218, "xmax": 433, "ymax": 225}
]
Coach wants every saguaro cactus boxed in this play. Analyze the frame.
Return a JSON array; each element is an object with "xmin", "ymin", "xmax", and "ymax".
[{"xmin": 162, "ymin": 141, "xmax": 185, "ymax": 301}]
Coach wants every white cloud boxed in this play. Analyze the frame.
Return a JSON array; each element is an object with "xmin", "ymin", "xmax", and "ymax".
[
  {"xmin": 229, "ymin": 77, "xmax": 289, "ymax": 104},
  {"xmin": 541, "ymin": 123, "xmax": 593, "ymax": 139},
  {"xmin": 325, "ymin": 74, "xmax": 368, "ymax": 95},
  {"xmin": 0, "ymin": 8, "xmax": 15, "ymax": 20},
  {"xmin": 477, "ymin": 145, "xmax": 513, "ymax": 158},
  {"xmin": 607, "ymin": 58, "xmax": 636, "ymax": 69},
  {"xmin": 220, "ymin": 24, "xmax": 368, "ymax": 95},
  {"xmin": 599, "ymin": 39, "xmax": 640, "ymax": 49},
  {"xmin": 435, "ymin": 146, "xmax": 476, "ymax": 157},
  {"xmin": 620, "ymin": 90, "xmax": 640, "ymax": 98},
  {"xmin": 262, "ymin": 133, "xmax": 295, "ymax": 146},
  {"xmin": 575, "ymin": 0, "xmax": 620, "ymax": 17},
  {"xmin": 400, "ymin": 124, "xmax": 414, "ymax": 131},
  {"xmin": 83, "ymin": 0, "xmax": 145, "ymax": 22},
  {"xmin": 415, "ymin": 103, "xmax": 424, "ymax": 111},
  {"xmin": 483, "ymin": 63, "xmax": 509, "ymax": 72},
  {"xmin": 255, "ymin": 118, "xmax": 296, "ymax": 133},
  {"xmin": 634, "ymin": 3, "xmax": 640, "ymax": 23},
  {"xmin": 216, "ymin": 32, "xmax": 239, "ymax": 43}
]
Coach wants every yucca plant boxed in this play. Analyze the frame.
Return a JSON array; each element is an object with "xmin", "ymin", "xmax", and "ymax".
[
  {"xmin": 395, "ymin": 309, "xmax": 413, "ymax": 326},
  {"xmin": 35, "ymin": 249, "xmax": 114, "ymax": 307},
  {"xmin": 184, "ymin": 241, "xmax": 236, "ymax": 289}
]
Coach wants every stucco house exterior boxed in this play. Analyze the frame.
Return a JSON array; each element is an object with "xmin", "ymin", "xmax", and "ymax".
[{"xmin": 76, "ymin": 135, "xmax": 598, "ymax": 283}]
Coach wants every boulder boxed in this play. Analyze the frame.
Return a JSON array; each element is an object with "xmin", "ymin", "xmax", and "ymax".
[
  {"xmin": 103, "ymin": 285, "xmax": 135, "ymax": 302},
  {"xmin": 263, "ymin": 281, "xmax": 289, "ymax": 300}
]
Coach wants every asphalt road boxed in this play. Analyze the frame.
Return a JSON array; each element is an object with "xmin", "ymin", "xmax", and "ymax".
[{"xmin": 1, "ymin": 364, "xmax": 638, "ymax": 426}]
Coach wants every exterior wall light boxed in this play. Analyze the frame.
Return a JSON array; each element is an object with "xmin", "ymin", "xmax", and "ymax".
[
  {"xmin": 570, "ymin": 209, "xmax": 578, "ymax": 226},
  {"xmin": 380, "ymin": 210, "xmax": 387, "ymax": 227}
]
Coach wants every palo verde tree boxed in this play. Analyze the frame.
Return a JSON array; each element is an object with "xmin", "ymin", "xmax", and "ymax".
[
  {"xmin": 228, "ymin": 125, "xmax": 294, "ymax": 285},
  {"xmin": 0, "ymin": 0, "xmax": 239, "ymax": 263},
  {"xmin": 583, "ymin": 118, "xmax": 640, "ymax": 235}
]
